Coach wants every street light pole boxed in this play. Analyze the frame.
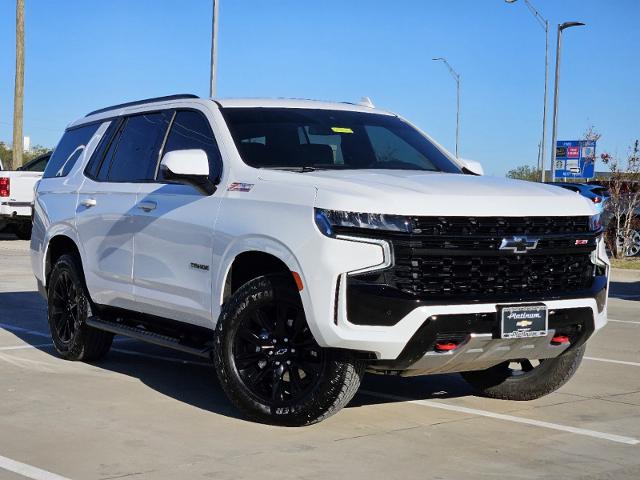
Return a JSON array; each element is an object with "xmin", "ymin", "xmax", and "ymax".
[
  {"xmin": 209, "ymin": 0, "xmax": 219, "ymax": 98},
  {"xmin": 505, "ymin": 0, "xmax": 549, "ymax": 182},
  {"xmin": 549, "ymin": 21, "xmax": 585, "ymax": 182},
  {"xmin": 432, "ymin": 57, "xmax": 461, "ymax": 158}
]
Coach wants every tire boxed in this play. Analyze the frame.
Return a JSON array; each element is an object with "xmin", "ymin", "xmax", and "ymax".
[
  {"xmin": 461, "ymin": 345, "xmax": 585, "ymax": 401},
  {"xmin": 213, "ymin": 274, "xmax": 365, "ymax": 426},
  {"xmin": 13, "ymin": 222, "xmax": 32, "ymax": 240},
  {"xmin": 47, "ymin": 253, "xmax": 113, "ymax": 361}
]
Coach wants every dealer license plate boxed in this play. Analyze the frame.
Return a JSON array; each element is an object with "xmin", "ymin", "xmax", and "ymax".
[{"xmin": 500, "ymin": 305, "xmax": 548, "ymax": 339}]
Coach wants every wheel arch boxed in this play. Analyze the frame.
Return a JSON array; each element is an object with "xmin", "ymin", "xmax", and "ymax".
[
  {"xmin": 44, "ymin": 233, "xmax": 84, "ymax": 289},
  {"xmin": 216, "ymin": 237, "xmax": 308, "ymax": 306}
]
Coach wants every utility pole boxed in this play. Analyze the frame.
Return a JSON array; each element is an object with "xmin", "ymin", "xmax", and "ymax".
[
  {"xmin": 505, "ymin": 0, "xmax": 549, "ymax": 182},
  {"xmin": 432, "ymin": 57, "xmax": 461, "ymax": 158},
  {"xmin": 12, "ymin": 0, "xmax": 25, "ymax": 170},
  {"xmin": 549, "ymin": 21, "xmax": 585, "ymax": 182},
  {"xmin": 209, "ymin": 0, "xmax": 219, "ymax": 98}
]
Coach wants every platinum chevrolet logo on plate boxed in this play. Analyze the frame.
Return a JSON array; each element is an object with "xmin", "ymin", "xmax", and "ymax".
[{"xmin": 500, "ymin": 305, "xmax": 548, "ymax": 339}]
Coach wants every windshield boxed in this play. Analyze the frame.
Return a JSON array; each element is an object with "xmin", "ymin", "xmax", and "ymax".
[{"xmin": 221, "ymin": 108, "xmax": 461, "ymax": 173}]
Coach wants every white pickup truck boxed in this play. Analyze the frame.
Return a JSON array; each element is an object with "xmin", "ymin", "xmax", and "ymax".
[{"xmin": 0, "ymin": 153, "xmax": 50, "ymax": 239}]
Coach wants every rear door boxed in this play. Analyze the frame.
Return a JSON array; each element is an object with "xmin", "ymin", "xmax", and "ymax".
[
  {"xmin": 77, "ymin": 112, "xmax": 171, "ymax": 309},
  {"xmin": 132, "ymin": 109, "xmax": 223, "ymax": 327}
]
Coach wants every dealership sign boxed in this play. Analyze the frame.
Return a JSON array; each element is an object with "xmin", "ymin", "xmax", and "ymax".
[{"xmin": 554, "ymin": 140, "xmax": 596, "ymax": 179}]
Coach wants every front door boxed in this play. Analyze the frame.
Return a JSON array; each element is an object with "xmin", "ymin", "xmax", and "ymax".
[{"xmin": 131, "ymin": 109, "xmax": 224, "ymax": 327}]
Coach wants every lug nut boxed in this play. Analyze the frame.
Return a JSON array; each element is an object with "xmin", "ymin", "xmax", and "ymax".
[
  {"xmin": 291, "ymin": 348, "xmax": 295, "ymax": 353},
  {"xmin": 275, "ymin": 361, "xmax": 280, "ymax": 366},
  {"xmin": 268, "ymin": 351, "xmax": 273, "ymax": 355},
  {"xmin": 286, "ymin": 360, "xmax": 291, "ymax": 365},
  {"xmin": 272, "ymin": 339, "xmax": 277, "ymax": 344}
]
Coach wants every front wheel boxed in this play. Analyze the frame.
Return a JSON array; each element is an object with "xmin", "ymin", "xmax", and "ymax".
[
  {"xmin": 213, "ymin": 275, "xmax": 364, "ymax": 426},
  {"xmin": 461, "ymin": 345, "xmax": 585, "ymax": 401}
]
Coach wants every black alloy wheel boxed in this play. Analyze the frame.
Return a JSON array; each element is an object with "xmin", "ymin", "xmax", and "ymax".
[
  {"xmin": 47, "ymin": 254, "xmax": 113, "ymax": 361},
  {"xmin": 214, "ymin": 274, "xmax": 365, "ymax": 426},
  {"xmin": 232, "ymin": 300, "xmax": 326, "ymax": 406},
  {"xmin": 49, "ymin": 269, "xmax": 83, "ymax": 345}
]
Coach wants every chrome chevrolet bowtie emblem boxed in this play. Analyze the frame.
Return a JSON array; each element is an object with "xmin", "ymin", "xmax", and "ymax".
[{"xmin": 499, "ymin": 236, "xmax": 539, "ymax": 253}]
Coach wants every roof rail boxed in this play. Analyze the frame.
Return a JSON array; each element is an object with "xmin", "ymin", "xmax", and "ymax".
[{"xmin": 85, "ymin": 94, "xmax": 199, "ymax": 117}]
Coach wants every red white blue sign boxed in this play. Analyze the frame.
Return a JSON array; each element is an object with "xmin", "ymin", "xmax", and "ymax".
[{"xmin": 554, "ymin": 140, "xmax": 596, "ymax": 179}]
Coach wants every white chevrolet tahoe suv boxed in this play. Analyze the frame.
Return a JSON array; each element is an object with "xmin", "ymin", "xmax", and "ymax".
[{"xmin": 31, "ymin": 94, "xmax": 609, "ymax": 426}]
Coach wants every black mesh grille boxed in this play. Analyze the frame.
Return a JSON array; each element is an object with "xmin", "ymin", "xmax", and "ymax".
[
  {"xmin": 351, "ymin": 216, "xmax": 596, "ymax": 299},
  {"xmin": 413, "ymin": 216, "xmax": 591, "ymax": 236},
  {"xmin": 392, "ymin": 252, "xmax": 594, "ymax": 296}
]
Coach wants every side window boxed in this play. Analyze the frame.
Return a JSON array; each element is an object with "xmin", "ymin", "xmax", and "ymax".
[
  {"xmin": 23, "ymin": 156, "xmax": 49, "ymax": 172},
  {"xmin": 160, "ymin": 110, "xmax": 222, "ymax": 181},
  {"xmin": 84, "ymin": 120, "xmax": 120, "ymax": 179},
  {"xmin": 43, "ymin": 124, "xmax": 100, "ymax": 179},
  {"xmin": 102, "ymin": 112, "xmax": 171, "ymax": 182}
]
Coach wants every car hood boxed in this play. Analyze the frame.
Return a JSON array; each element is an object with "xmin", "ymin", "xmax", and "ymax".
[{"xmin": 257, "ymin": 169, "xmax": 596, "ymax": 217}]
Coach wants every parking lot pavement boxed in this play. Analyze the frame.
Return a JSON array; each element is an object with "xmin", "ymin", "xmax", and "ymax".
[{"xmin": 0, "ymin": 236, "xmax": 638, "ymax": 480}]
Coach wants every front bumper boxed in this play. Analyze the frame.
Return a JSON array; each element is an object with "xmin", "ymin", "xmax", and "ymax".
[
  {"xmin": 322, "ymin": 274, "xmax": 607, "ymax": 362},
  {"xmin": 368, "ymin": 307, "xmax": 594, "ymax": 375}
]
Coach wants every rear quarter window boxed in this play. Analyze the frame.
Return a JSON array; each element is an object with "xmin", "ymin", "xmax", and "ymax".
[{"xmin": 43, "ymin": 124, "xmax": 100, "ymax": 179}]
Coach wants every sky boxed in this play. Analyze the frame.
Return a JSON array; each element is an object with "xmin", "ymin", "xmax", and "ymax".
[{"xmin": 0, "ymin": 0, "xmax": 638, "ymax": 175}]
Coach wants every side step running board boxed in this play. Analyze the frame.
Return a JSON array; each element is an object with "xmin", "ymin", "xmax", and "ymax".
[{"xmin": 86, "ymin": 316, "xmax": 212, "ymax": 359}]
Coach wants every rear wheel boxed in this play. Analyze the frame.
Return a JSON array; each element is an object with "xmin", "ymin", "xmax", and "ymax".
[
  {"xmin": 48, "ymin": 254, "xmax": 113, "ymax": 361},
  {"xmin": 461, "ymin": 345, "xmax": 585, "ymax": 400},
  {"xmin": 213, "ymin": 274, "xmax": 364, "ymax": 426}
]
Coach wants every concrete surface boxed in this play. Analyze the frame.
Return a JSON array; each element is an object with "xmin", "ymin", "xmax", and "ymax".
[{"xmin": 0, "ymin": 232, "xmax": 638, "ymax": 479}]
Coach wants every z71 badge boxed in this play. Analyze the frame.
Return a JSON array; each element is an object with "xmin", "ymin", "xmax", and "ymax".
[{"xmin": 227, "ymin": 182, "xmax": 254, "ymax": 192}]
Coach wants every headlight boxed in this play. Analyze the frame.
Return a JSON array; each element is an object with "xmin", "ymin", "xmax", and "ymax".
[
  {"xmin": 314, "ymin": 208, "xmax": 411, "ymax": 237},
  {"xmin": 589, "ymin": 213, "xmax": 603, "ymax": 232}
]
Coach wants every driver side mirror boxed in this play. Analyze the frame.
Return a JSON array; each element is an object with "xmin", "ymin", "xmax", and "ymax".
[
  {"xmin": 160, "ymin": 149, "xmax": 216, "ymax": 195},
  {"xmin": 460, "ymin": 158, "xmax": 484, "ymax": 176}
]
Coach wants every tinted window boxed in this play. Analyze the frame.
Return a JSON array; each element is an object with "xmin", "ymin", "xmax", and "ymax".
[
  {"xmin": 103, "ymin": 112, "xmax": 171, "ymax": 182},
  {"xmin": 43, "ymin": 124, "xmax": 100, "ymax": 178},
  {"xmin": 21, "ymin": 155, "xmax": 50, "ymax": 172},
  {"xmin": 84, "ymin": 120, "xmax": 121, "ymax": 179},
  {"xmin": 160, "ymin": 110, "xmax": 221, "ymax": 181},
  {"xmin": 221, "ymin": 108, "xmax": 460, "ymax": 173}
]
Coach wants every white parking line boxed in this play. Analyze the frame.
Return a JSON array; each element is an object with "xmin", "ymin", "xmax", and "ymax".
[
  {"xmin": 585, "ymin": 356, "xmax": 640, "ymax": 367},
  {"xmin": 359, "ymin": 390, "xmax": 640, "ymax": 446},
  {"xmin": 0, "ymin": 343, "xmax": 52, "ymax": 351},
  {"xmin": 0, "ymin": 454, "xmax": 71, "ymax": 480},
  {"xmin": 608, "ymin": 318, "xmax": 640, "ymax": 325}
]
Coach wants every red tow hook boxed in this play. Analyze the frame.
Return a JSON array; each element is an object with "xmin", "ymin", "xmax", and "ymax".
[
  {"xmin": 435, "ymin": 341, "xmax": 459, "ymax": 352},
  {"xmin": 551, "ymin": 335, "xmax": 570, "ymax": 345}
]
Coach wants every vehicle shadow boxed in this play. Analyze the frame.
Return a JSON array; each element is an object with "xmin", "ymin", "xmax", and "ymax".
[
  {"xmin": 0, "ymin": 232, "xmax": 19, "ymax": 241},
  {"xmin": 609, "ymin": 280, "xmax": 640, "ymax": 301},
  {"xmin": 0, "ymin": 290, "xmax": 474, "ymax": 422}
]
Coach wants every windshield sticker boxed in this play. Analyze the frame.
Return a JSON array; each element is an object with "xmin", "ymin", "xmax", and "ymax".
[
  {"xmin": 227, "ymin": 182, "xmax": 254, "ymax": 192},
  {"xmin": 331, "ymin": 127, "xmax": 353, "ymax": 134}
]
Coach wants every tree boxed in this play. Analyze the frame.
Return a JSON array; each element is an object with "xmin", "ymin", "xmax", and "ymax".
[
  {"xmin": 506, "ymin": 165, "xmax": 541, "ymax": 182},
  {"xmin": 601, "ymin": 141, "xmax": 640, "ymax": 258},
  {"xmin": 11, "ymin": 0, "xmax": 25, "ymax": 171}
]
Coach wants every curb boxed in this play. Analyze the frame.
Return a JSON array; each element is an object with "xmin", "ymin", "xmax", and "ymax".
[{"xmin": 610, "ymin": 268, "xmax": 640, "ymax": 282}]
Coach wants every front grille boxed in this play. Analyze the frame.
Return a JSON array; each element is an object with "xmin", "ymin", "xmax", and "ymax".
[
  {"xmin": 413, "ymin": 216, "xmax": 591, "ymax": 236},
  {"xmin": 393, "ymin": 252, "xmax": 594, "ymax": 296},
  {"xmin": 348, "ymin": 216, "xmax": 596, "ymax": 300}
]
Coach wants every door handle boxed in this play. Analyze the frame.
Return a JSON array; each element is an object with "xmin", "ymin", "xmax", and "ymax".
[
  {"xmin": 136, "ymin": 201, "xmax": 157, "ymax": 212},
  {"xmin": 80, "ymin": 198, "xmax": 97, "ymax": 208}
]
